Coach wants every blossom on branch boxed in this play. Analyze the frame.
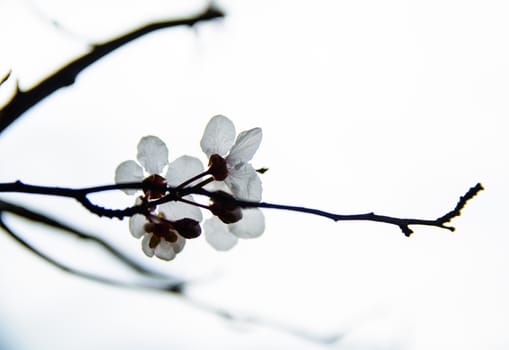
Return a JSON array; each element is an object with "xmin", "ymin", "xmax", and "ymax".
[
  {"xmin": 115, "ymin": 135, "xmax": 169, "ymax": 195},
  {"xmin": 200, "ymin": 115, "xmax": 266, "ymax": 251},
  {"xmin": 204, "ymin": 209, "xmax": 265, "ymax": 251},
  {"xmin": 113, "ymin": 116, "xmax": 269, "ymax": 259},
  {"xmin": 115, "ymin": 136, "xmax": 204, "ymax": 260},
  {"xmin": 200, "ymin": 115, "xmax": 263, "ymax": 201}
]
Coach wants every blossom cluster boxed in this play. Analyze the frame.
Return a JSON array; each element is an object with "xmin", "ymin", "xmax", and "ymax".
[{"xmin": 115, "ymin": 115, "xmax": 265, "ymax": 261}]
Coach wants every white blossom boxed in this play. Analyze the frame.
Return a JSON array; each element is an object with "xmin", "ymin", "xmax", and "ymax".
[
  {"xmin": 200, "ymin": 115, "xmax": 263, "ymax": 201},
  {"xmin": 200, "ymin": 115, "xmax": 266, "ymax": 251},
  {"xmin": 204, "ymin": 208, "xmax": 265, "ymax": 251},
  {"xmin": 115, "ymin": 135, "xmax": 169, "ymax": 195},
  {"xmin": 115, "ymin": 136, "xmax": 204, "ymax": 260}
]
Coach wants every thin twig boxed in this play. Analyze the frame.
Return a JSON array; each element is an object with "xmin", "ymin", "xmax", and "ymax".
[
  {"xmin": 0, "ymin": 180, "xmax": 166, "ymax": 218},
  {"xmin": 0, "ymin": 198, "xmax": 185, "ymax": 289},
  {"xmin": 192, "ymin": 184, "xmax": 484, "ymax": 236},
  {"xmin": 0, "ymin": 215, "xmax": 183, "ymax": 292},
  {"xmin": 180, "ymin": 295, "xmax": 344, "ymax": 344},
  {"xmin": 0, "ymin": 211, "xmax": 343, "ymax": 344},
  {"xmin": 0, "ymin": 180, "xmax": 483, "ymax": 236},
  {"xmin": 0, "ymin": 4, "xmax": 224, "ymax": 134}
]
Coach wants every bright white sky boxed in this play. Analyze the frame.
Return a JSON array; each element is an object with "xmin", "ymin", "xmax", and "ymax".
[{"xmin": 1, "ymin": 0, "xmax": 508, "ymax": 349}]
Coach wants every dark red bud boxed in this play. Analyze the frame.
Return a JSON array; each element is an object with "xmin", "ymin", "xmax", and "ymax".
[
  {"xmin": 142, "ymin": 174, "xmax": 168, "ymax": 199},
  {"xmin": 208, "ymin": 154, "xmax": 228, "ymax": 181},
  {"xmin": 173, "ymin": 218, "xmax": 202, "ymax": 239},
  {"xmin": 209, "ymin": 191, "xmax": 243, "ymax": 224}
]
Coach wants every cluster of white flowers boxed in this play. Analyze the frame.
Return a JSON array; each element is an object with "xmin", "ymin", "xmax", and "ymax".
[{"xmin": 115, "ymin": 115, "xmax": 265, "ymax": 261}]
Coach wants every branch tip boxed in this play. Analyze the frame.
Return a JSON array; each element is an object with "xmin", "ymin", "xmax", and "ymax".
[
  {"xmin": 437, "ymin": 182, "xmax": 484, "ymax": 224},
  {"xmin": 0, "ymin": 70, "xmax": 12, "ymax": 86}
]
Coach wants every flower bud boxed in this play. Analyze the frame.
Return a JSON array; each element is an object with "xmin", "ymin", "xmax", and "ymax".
[
  {"xmin": 142, "ymin": 174, "xmax": 167, "ymax": 199},
  {"xmin": 209, "ymin": 191, "xmax": 243, "ymax": 224},
  {"xmin": 208, "ymin": 154, "xmax": 228, "ymax": 181},
  {"xmin": 173, "ymin": 218, "xmax": 202, "ymax": 239}
]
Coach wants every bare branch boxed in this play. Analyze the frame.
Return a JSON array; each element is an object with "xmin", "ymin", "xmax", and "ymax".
[
  {"xmin": 0, "ymin": 200, "xmax": 345, "ymax": 343},
  {"xmin": 0, "ymin": 198, "xmax": 185, "ymax": 290},
  {"xmin": 0, "ymin": 215, "xmax": 184, "ymax": 292},
  {"xmin": 0, "ymin": 4, "xmax": 225, "ymax": 134},
  {"xmin": 0, "ymin": 180, "xmax": 483, "ymax": 236},
  {"xmin": 194, "ymin": 184, "xmax": 483, "ymax": 236}
]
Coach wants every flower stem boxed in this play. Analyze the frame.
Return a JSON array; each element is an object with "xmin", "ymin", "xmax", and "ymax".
[
  {"xmin": 179, "ymin": 197, "xmax": 210, "ymax": 210},
  {"xmin": 175, "ymin": 170, "xmax": 211, "ymax": 190}
]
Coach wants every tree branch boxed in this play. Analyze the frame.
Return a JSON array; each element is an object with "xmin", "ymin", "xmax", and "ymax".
[
  {"xmin": 194, "ymin": 183, "xmax": 483, "ymax": 236},
  {"xmin": 0, "ymin": 180, "xmax": 483, "ymax": 236},
  {"xmin": 0, "ymin": 210, "xmax": 344, "ymax": 344},
  {"xmin": 0, "ymin": 3, "xmax": 224, "ymax": 134},
  {"xmin": 0, "ymin": 198, "xmax": 185, "ymax": 290},
  {"xmin": 0, "ymin": 197, "xmax": 346, "ymax": 344}
]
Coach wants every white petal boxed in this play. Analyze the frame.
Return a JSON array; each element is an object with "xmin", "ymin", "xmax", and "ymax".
[
  {"xmin": 166, "ymin": 155, "xmax": 204, "ymax": 187},
  {"xmin": 204, "ymin": 180, "xmax": 231, "ymax": 194},
  {"xmin": 227, "ymin": 127, "xmax": 262, "ymax": 165},
  {"xmin": 115, "ymin": 160, "xmax": 144, "ymax": 195},
  {"xmin": 155, "ymin": 239, "xmax": 177, "ymax": 261},
  {"xmin": 229, "ymin": 209, "xmax": 265, "ymax": 239},
  {"xmin": 158, "ymin": 195, "xmax": 203, "ymax": 222},
  {"xmin": 200, "ymin": 115, "xmax": 236, "ymax": 158},
  {"xmin": 225, "ymin": 164, "xmax": 262, "ymax": 201},
  {"xmin": 137, "ymin": 135, "xmax": 169, "ymax": 174},
  {"xmin": 129, "ymin": 214, "xmax": 147, "ymax": 238},
  {"xmin": 204, "ymin": 217, "xmax": 238, "ymax": 251},
  {"xmin": 141, "ymin": 233, "xmax": 155, "ymax": 257},
  {"xmin": 172, "ymin": 234, "xmax": 186, "ymax": 254}
]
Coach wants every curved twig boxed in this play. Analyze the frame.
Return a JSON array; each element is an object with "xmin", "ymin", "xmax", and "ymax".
[
  {"xmin": 0, "ymin": 198, "xmax": 186, "ymax": 286},
  {"xmin": 0, "ymin": 211, "xmax": 345, "ymax": 344},
  {"xmin": 0, "ymin": 213, "xmax": 184, "ymax": 292},
  {"xmin": 0, "ymin": 4, "xmax": 224, "ymax": 134}
]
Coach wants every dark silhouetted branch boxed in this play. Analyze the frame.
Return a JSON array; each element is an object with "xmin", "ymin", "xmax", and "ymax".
[
  {"xmin": 194, "ymin": 183, "xmax": 483, "ymax": 236},
  {"xmin": 0, "ymin": 215, "xmax": 184, "ymax": 292},
  {"xmin": 0, "ymin": 198, "xmax": 185, "ymax": 291},
  {"xmin": 0, "ymin": 180, "xmax": 483, "ymax": 236},
  {"xmin": 0, "ymin": 180, "xmax": 169, "ymax": 218},
  {"xmin": 0, "ymin": 202, "xmax": 345, "ymax": 344},
  {"xmin": 0, "ymin": 4, "xmax": 224, "ymax": 134}
]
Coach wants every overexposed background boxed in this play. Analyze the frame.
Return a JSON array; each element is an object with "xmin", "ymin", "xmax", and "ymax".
[{"xmin": 0, "ymin": 0, "xmax": 508, "ymax": 349}]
